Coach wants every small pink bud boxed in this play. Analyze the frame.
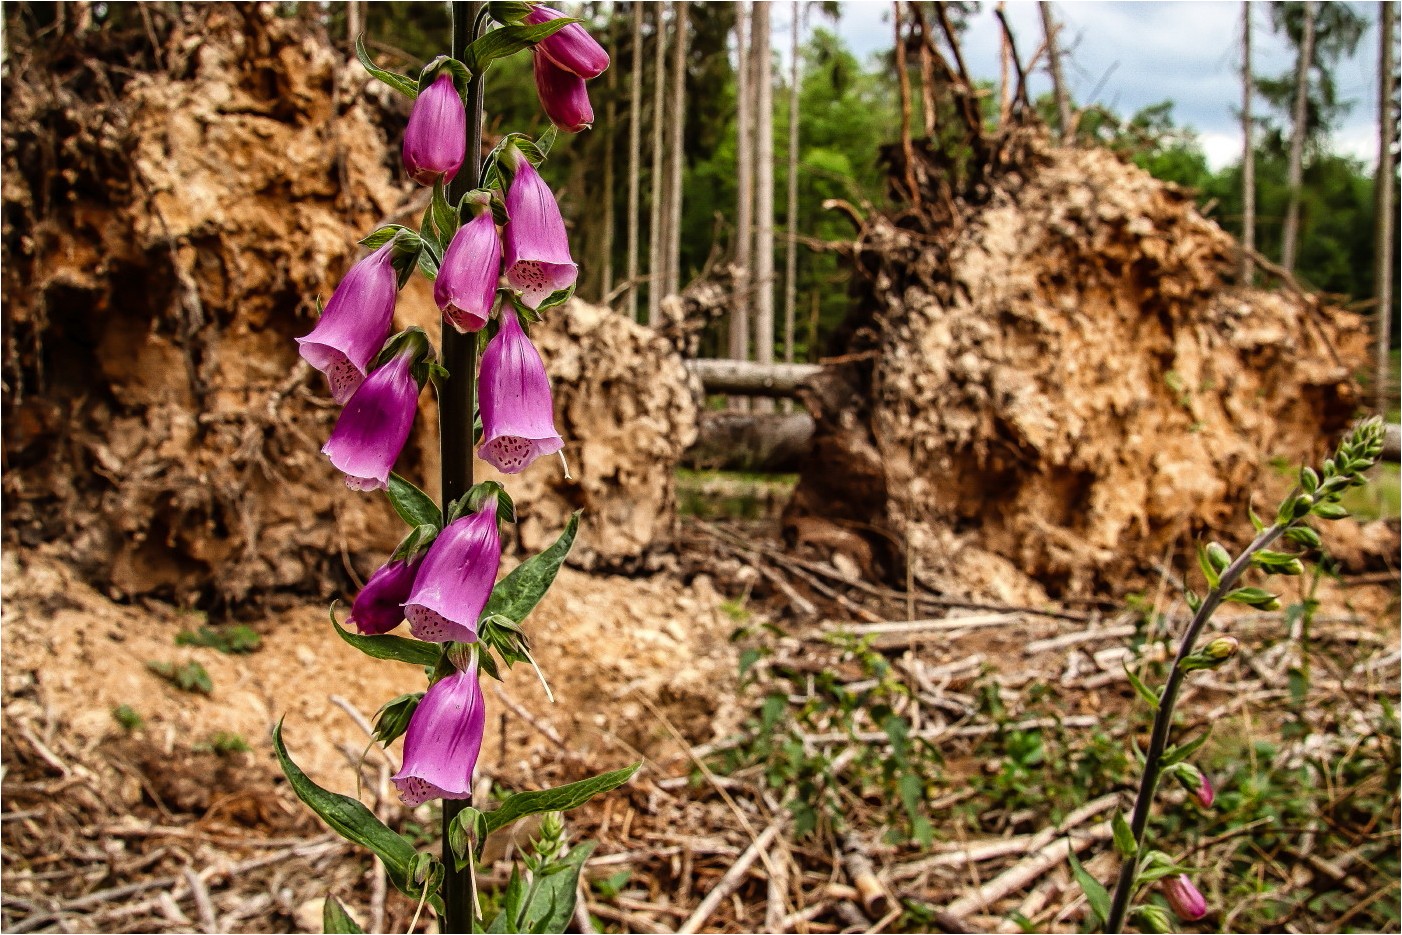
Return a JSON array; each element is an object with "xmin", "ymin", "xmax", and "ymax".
[
  {"xmin": 403, "ymin": 73, "xmax": 467, "ymax": 186},
  {"xmin": 525, "ymin": 4, "xmax": 610, "ymax": 79},
  {"xmin": 1163, "ymin": 875, "xmax": 1207, "ymax": 922},
  {"xmin": 1195, "ymin": 772, "xmax": 1215, "ymax": 808}
]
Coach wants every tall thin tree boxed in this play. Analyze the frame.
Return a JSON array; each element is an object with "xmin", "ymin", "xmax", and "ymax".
[
  {"xmin": 1241, "ymin": 1, "xmax": 1256, "ymax": 283},
  {"xmin": 626, "ymin": 2, "xmax": 644, "ymax": 321},
  {"xmin": 1376, "ymin": 0, "xmax": 1397, "ymax": 412},
  {"xmin": 731, "ymin": 2, "xmax": 753, "ymax": 366},
  {"xmin": 1040, "ymin": 1, "xmax": 1073, "ymax": 142},
  {"xmin": 783, "ymin": 0, "xmax": 801, "ymax": 366},
  {"xmin": 1281, "ymin": 0, "xmax": 1316, "ymax": 272},
  {"xmin": 665, "ymin": 1, "xmax": 689, "ymax": 298},
  {"xmin": 647, "ymin": 3, "xmax": 668, "ymax": 325},
  {"xmin": 753, "ymin": 0, "xmax": 775, "ymax": 394},
  {"xmin": 600, "ymin": 23, "xmax": 618, "ymax": 300}
]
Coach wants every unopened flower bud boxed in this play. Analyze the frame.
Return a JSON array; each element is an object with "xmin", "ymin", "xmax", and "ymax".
[
  {"xmin": 1163, "ymin": 875, "xmax": 1207, "ymax": 921},
  {"xmin": 372, "ymin": 691, "xmax": 423, "ymax": 745},
  {"xmin": 403, "ymin": 72, "xmax": 467, "ymax": 186},
  {"xmin": 1173, "ymin": 763, "xmax": 1214, "ymax": 808},
  {"xmin": 1205, "ymin": 541, "xmax": 1231, "ymax": 572},
  {"xmin": 1181, "ymin": 636, "xmax": 1240, "ymax": 672},
  {"xmin": 1292, "ymin": 494, "xmax": 1314, "ymax": 518}
]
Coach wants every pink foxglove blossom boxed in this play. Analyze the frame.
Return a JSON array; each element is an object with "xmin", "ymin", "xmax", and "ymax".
[
  {"xmin": 434, "ymin": 207, "xmax": 502, "ymax": 333},
  {"xmin": 525, "ymin": 5, "xmax": 610, "ymax": 79},
  {"xmin": 403, "ymin": 501, "xmax": 502, "ymax": 643},
  {"xmin": 322, "ymin": 347, "xmax": 421, "ymax": 492},
  {"xmin": 403, "ymin": 72, "xmax": 467, "ymax": 186},
  {"xmin": 296, "ymin": 243, "xmax": 397, "ymax": 404},
  {"xmin": 390, "ymin": 661, "xmax": 485, "ymax": 806},
  {"xmin": 478, "ymin": 308, "xmax": 563, "ymax": 474},
  {"xmin": 502, "ymin": 148, "xmax": 577, "ymax": 308},
  {"xmin": 533, "ymin": 51, "xmax": 594, "ymax": 132},
  {"xmin": 348, "ymin": 556, "xmax": 423, "ymax": 635}
]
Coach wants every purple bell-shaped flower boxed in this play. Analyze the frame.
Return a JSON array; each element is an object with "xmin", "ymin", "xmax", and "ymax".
[
  {"xmin": 403, "ymin": 500, "xmax": 502, "ymax": 643},
  {"xmin": 434, "ymin": 206, "xmax": 502, "ymax": 333},
  {"xmin": 403, "ymin": 72, "xmax": 467, "ymax": 186},
  {"xmin": 533, "ymin": 50, "xmax": 594, "ymax": 133},
  {"xmin": 296, "ymin": 243, "xmax": 398, "ymax": 404},
  {"xmin": 322, "ymin": 345, "xmax": 422, "ymax": 492},
  {"xmin": 390, "ymin": 659, "xmax": 485, "ymax": 806},
  {"xmin": 347, "ymin": 555, "xmax": 423, "ymax": 635},
  {"xmin": 478, "ymin": 307, "xmax": 563, "ymax": 474},
  {"xmin": 502, "ymin": 147, "xmax": 577, "ymax": 309},
  {"xmin": 525, "ymin": 4, "xmax": 610, "ymax": 79}
]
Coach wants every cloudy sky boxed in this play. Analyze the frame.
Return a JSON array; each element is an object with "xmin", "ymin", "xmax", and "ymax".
[{"xmin": 772, "ymin": 1, "xmax": 1388, "ymax": 170}]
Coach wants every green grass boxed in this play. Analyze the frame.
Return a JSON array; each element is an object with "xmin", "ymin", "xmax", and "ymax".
[{"xmin": 675, "ymin": 469, "xmax": 797, "ymax": 521}]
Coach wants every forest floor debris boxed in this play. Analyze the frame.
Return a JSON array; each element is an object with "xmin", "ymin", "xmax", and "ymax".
[{"xmin": 3, "ymin": 517, "xmax": 1397, "ymax": 934}]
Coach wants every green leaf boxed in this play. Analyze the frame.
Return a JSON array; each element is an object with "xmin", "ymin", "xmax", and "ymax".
[
  {"xmin": 535, "ymin": 283, "xmax": 576, "ymax": 314},
  {"xmin": 1284, "ymin": 525, "xmax": 1322, "ymax": 549},
  {"xmin": 272, "ymin": 720, "xmax": 439, "ymax": 912},
  {"xmin": 430, "ymin": 180, "xmax": 459, "ymax": 245},
  {"xmin": 484, "ymin": 763, "xmax": 640, "ymax": 836},
  {"xmin": 482, "ymin": 512, "xmax": 580, "ymax": 624},
  {"xmin": 1067, "ymin": 845, "xmax": 1111, "ymax": 928},
  {"xmin": 385, "ymin": 473, "xmax": 442, "ymax": 529},
  {"xmin": 488, "ymin": 1, "xmax": 534, "ymax": 25},
  {"xmin": 332, "ymin": 611, "xmax": 441, "ymax": 668},
  {"xmin": 1194, "ymin": 544, "xmax": 1220, "ymax": 590},
  {"xmin": 355, "ymin": 36, "xmax": 419, "ymax": 97},
  {"xmin": 322, "ymin": 895, "xmax": 364, "ymax": 934},
  {"xmin": 1248, "ymin": 504, "xmax": 1266, "ymax": 532},
  {"xmin": 467, "ymin": 19, "xmax": 579, "ymax": 72},
  {"xmin": 524, "ymin": 842, "xmax": 595, "ymax": 934},
  {"xmin": 1161, "ymin": 728, "xmax": 1211, "ymax": 767},
  {"xmin": 1111, "ymin": 812, "xmax": 1136, "ymax": 859},
  {"xmin": 535, "ymin": 125, "xmax": 558, "ymax": 159},
  {"xmin": 1123, "ymin": 662, "xmax": 1160, "ymax": 711},
  {"xmin": 1312, "ymin": 502, "xmax": 1350, "ymax": 520},
  {"xmin": 1224, "ymin": 586, "xmax": 1278, "ymax": 608}
]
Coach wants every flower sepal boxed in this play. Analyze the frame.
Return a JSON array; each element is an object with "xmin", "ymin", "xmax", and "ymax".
[
  {"xmin": 357, "ymin": 226, "xmax": 430, "ymax": 287},
  {"xmin": 416, "ymin": 54, "xmax": 475, "ymax": 99},
  {"xmin": 447, "ymin": 480, "xmax": 518, "ymax": 525},
  {"xmin": 391, "ymin": 522, "xmax": 441, "ymax": 563},
  {"xmin": 372, "ymin": 691, "xmax": 424, "ymax": 746},
  {"xmin": 1136, "ymin": 850, "xmax": 1194, "ymax": 885}
]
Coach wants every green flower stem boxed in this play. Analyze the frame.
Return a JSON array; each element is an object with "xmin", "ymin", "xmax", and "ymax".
[
  {"xmin": 440, "ymin": 3, "xmax": 485, "ymax": 933},
  {"xmin": 1103, "ymin": 522, "xmax": 1287, "ymax": 933}
]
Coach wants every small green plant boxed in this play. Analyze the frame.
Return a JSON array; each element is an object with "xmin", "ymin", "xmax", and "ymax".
[
  {"xmin": 197, "ymin": 731, "xmax": 251, "ymax": 754},
  {"xmin": 589, "ymin": 870, "xmax": 631, "ymax": 900},
  {"xmin": 147, "ymin": 660, "xmax": 214, "ymax": 694},
  {"xmin": 175, "ymin": 624, "xmax": 262, "ymax": 654},
  {"xmin": 111, "ymin": 704, "xmax": 144, "ymax": 731}
]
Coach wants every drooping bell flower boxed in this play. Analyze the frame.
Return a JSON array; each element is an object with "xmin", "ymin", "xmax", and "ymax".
[
  {"xmin": 296, "ymin": 243, "xmax": 398, "ymax": 404},
  {"xmin": 502, "ymin": 147, "xmax": 577, "ymax": 308},
  {"xmin": 532, "ymin": 50, "xmax": 594, "ymax": 133},
  {"xmin": 403, "ymin": 500, "xmax": 502, "ymax": 643},
  {"xmin": 525, "ymin": 4, "xmax": 610, "ymax": 79},
  {"xmin": 390, "ymin": 659, "xmax": 485, "ymax": 806},
  {"xmin": 1162, "ymin": 875, "xmax": 1208, "ymax": 922},
  {"xmin": 478, "ymin": 308, "xmax": 563, "ymax": 474},
  {"xmin": 434, "ymin": 202, "xmax": 502, "ymax": 333},
  {"xmin": 403, "ymin": 72, "xmax": 467, "ymax": 186},
  {"xmin": 347, "ymin": 555, "xmax": 423, "ymax": 635},
  {"xmin": 322, "ymin": 341, "xmax": 423, "ymax": 492}
]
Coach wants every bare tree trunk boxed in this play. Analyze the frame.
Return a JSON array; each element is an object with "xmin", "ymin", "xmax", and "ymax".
[
  {"xmin": 647, "ymin": 2, "xmax": 668, "ymax": 326},
  {"xmin": 665, "ymin": 1, "xmax": 688, "ymax": 298},
  {"xmin": 600, "ymin": 27, "xmax": 618, "ymax": 300},
  {"xmin": 753, "ymin": 0, "xmax": 775, "ymax": 412},
  {"xmin": 998, "ymin": 1, "xmax": 1011, "ymax": 127},
  {"xmin": 731, "ymin": 2, "xmax": 753, "ymax": 367},
  {"xmin": 1281, "ymin": 0, "xmax": 1316, "ymax": 273},
  {"xmin": 626, "ymin": 2, "xmax": 644, "ymax": 321},
  {"xmin": 1376, "ymin": 0, "xmax": 1397, "ymax": 412},
  {"xmin": 1241, "ymin": 1, "xmax": 1256, "ymax": 283},
  {"xmin": 1039, "ymin": 1, "xmax": 1073, "ymax": 143},
  {"xmin": 346, "ymin": 0, "xmax": 359, "ymax": 56},
  {"xmin": 783, "ymin": 0, "xmax": 801, "ymax": 367}
]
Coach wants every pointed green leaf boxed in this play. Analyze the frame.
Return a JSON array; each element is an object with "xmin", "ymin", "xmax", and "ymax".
[
  {"xmin": 483, "ymin": 512, "xmax": 580, "ymax": 624},
  {"xmin": 1224, "ymin": 586, "xmax": 1278, "ymax": 608},
  {"xmin": 1194, "ymin": 544, "xmax": 1220, "ymax": 590},
  {"xmin": 332, "ymin": 612, "xmax": 441, "ymax": 668},
  {"xmin": 272, "ymin": 720, "xmax": 439, "ymax": 912},
  {"xmin": 484, "ymin": 762, "xmax": 639, "ymax": 836},
  {"xmin": 535, "ymin": 125, "xmax": 558, "ymax": 159},
  {"xmin": 1123, "ymin": 662, "xmax": 1160, "ymax": 711},
  {"xmin": 1067, "ymin": 845, "xmax": 1111, "ymax": 927},
  {"xmin": 488, "ymin": 1, "xmax": 534, "ymax": 25},
  {"xmin": 524, "ymin": 842, "xmax": 596, "ymax": 934},
  {"xmin": 385, "ymin": 473, "xmax": 443, "ymax": 529},
  {"xmin": 1161, "ymin": 728, "xmax": 1211, "ymax": 767},
  {"xmin": 467, "ymin": 18, "xmax": 579, "ymax": 72},
  {"xmin": 1111, "ymin": 812, "xmax": 1136, "ymax": 859},
  {"xmin": 354, "ymin": 36, "xmax": 419, "ymax": 97},
  {"xmin": 1248, "ymin": 504, "xmax": 1265, "ymax": 532},
  {"xmin": 322, "ymin": 895, "xmax": 364, "ymax": 934}
]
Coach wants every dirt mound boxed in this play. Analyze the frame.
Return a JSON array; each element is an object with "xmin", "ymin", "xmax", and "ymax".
[
  {"xmin": 789, "ymin": 137, "xmax": 1373, "ymax": 601},
  {"xmin": 2, "ymin": 6, "xmax": 696, "ymax": 610}
]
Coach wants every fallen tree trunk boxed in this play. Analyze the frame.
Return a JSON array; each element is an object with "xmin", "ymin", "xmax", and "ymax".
[
  {"xmin": 687, "ymin": 359, "xmax": 821, "ymax": 397},
  {"xmin": 682, "ymin": 411, "xmax": 814, "ymax": 472}
]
